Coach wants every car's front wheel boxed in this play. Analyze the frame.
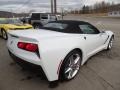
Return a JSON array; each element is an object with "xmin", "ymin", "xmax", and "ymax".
[
  {"xmin": 60, "ymin": 50, "xmax": 81, "ymax": 81},
  {"xmin": 107, "ymin": 36, "xmax": 114, "ymax": 50},
  {"xmin": 1, "ymin": 29, "xmax": 8, "ymax": 40}
]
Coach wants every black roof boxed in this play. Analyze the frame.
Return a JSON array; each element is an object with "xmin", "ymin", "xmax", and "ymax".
[
  {"xmin": 51, "ymin": 20, "xmax": 89, "ymax": 25},
  {"xmin": 42, "ymin": 20, "xmax": 93, "ymax": 34}
]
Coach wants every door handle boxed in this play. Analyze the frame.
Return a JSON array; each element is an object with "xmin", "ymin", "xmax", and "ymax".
[{"xmin": 84, "ymin": 37, "xmax": 86, "ymax": 40}]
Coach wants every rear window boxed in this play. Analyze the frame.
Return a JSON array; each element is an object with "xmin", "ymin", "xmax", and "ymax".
[{"xmin": 43, "ymin": 23, "xmax": 68, "ymax": 30}]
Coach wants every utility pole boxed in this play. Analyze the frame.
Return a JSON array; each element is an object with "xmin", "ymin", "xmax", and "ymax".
[
  {"xmin": 54, "ymin": 0, "xmax": 57, "ymax": 14},
  {"xmin": 51, "ymin": 0, "xmax": 57, "ymax": 14},
  {"xmin": 61, "ymin": 7, "xmax": 64, "ymax": 20},
  {"xmin": 51, "ymin": 0, "xmax": 54, "ymax": 14}
]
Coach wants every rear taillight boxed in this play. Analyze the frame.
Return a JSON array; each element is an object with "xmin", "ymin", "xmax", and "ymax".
[
  {"xmin": 17, "ymin": 42, "xmax": 38, "ymax": 52},
  {"xmin": 17, "ymin": 42, "xmax": 27, "ymax": 49},
  {"xmin": 25, "ymin": 43, "xmax": 38, "ymax": 52}
]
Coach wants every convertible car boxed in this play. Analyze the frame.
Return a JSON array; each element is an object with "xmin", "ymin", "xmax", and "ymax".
[
  {"xmin": 7, "ymin": 20, "xmax": 114, "ymax": 84},
  {"xmin": 0, "ymin": 18, "xmax": 33, "ymax": 40}
]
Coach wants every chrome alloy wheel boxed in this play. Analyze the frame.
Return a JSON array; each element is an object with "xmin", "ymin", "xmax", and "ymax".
[
  {"xmin": 108, "ymin": 37, "xmax": 114, "ymax": 49},
  {"xmin": 2, "ymin": 30, "xmax": 7, "ymax": 39},
  {"xmin": 64, "ymin": 53, "xmax": 81, "ymax": 80},
  {"xmin": 2, "ymin": 30, "xmax": 8, "ymax": 40}
]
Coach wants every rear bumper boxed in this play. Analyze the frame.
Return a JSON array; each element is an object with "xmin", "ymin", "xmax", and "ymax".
[
  {"xmin": 8, "ymin": 50, "xmax": 46, "ymax": 76},
  {"xmin": 8, "ymin": 49, "xmax": 60, "ymax": 81}
]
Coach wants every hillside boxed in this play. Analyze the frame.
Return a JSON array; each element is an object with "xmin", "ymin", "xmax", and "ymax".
[{"xmin": 0, "ymin": 11, "xmax": 29, "ymax": 18}]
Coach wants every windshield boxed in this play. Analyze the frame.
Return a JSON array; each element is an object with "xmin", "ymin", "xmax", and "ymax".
[
  {"xmin": 7, "ymin": 19, "xmax": 22, "ymax": 24},
  {"xmin": 43, "ymin": 22, "xmax": 68, "ymax": 32},
  {"xmin": 0, "ymin": 18, "xmax": 22, "ymax": 24},
  {"xmin": 0, "ymin": 19, "xmax": 7, "ymax": 24}
]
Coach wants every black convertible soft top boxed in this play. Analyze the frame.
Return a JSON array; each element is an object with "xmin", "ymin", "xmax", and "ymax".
[
  {"xmin": 50, "ymin": 20, "xmax": 89, "ymax": 25},
  {"xmin": 42, "ymin": 20, "xmax": 97, "ymax": 34}
]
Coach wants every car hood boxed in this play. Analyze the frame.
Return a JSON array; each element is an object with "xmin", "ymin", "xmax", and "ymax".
[{"xmin": 8, "ymin": 29, "xmax": 71, "ymax": 39}]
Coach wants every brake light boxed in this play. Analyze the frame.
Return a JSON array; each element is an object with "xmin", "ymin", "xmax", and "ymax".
[
  {"xmin": 17, "ymin": 42, "xmax": 38, "ymax": 52},
  {"xmin": 25, "ymin": 43, "xmax": 38, "ymax": 52},
  {"xmin": 17, "ymin": 42, "xmax": 27, "ymax": 49}
]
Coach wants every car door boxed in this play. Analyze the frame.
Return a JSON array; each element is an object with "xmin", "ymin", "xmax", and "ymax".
[{"xmin": 79, "ymin": 24, "xmax": 105, "ymax": 57}]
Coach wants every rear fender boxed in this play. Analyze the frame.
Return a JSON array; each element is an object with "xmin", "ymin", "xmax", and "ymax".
[{"xmin": 38, "ymin": 37, "xmax": 86, "ymax": 81}]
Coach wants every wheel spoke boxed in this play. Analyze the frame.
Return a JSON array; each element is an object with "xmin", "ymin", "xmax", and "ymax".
[
  {"xmin": 69, "ymin": 58, "xmax": 72, "ymax": 66},
  {"xmin": 69, "ymin": 55, "xmax": 74, "ymax": 66},
  {"xmin": 72, "ymin": 70, "xmax": 78, "ymax": 78},
  {"xmin": 68, "ymin": 71, "xmax": 72, "ymax": 79},
  {"xmin": 65, "ymin": 67, "xmax": 72, "ymax": 74},
  {"xmin": 74, "ymin": 56, "xmax": 80, "ymax": 65}
]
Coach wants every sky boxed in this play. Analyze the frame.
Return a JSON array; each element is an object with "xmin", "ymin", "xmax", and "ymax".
[{"xmin": 0, "ymin": 0, "xmax": 120, "ymax": 13}]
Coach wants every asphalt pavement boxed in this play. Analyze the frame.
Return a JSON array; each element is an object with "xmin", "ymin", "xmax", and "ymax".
[{"xmin": 0, "ymin": 15, "xmax": 120, "ymax": 90}]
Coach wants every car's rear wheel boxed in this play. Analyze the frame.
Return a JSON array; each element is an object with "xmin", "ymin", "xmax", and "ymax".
[
  {"xmin": 107, "ymin": 36, "xmax": 114, "ymax": 50},
  {"xmin": 1, "ymin": 29, "xmax": 8, "ymax": 40},
  {"xmin": 60, "ymin": 50, "xmax": 81, "ymax": 81}
]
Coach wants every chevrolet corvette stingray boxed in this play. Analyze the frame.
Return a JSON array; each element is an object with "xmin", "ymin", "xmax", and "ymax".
[{"xmin": 7, "ymin": 20, "xmax": 114, "ymax": 83}]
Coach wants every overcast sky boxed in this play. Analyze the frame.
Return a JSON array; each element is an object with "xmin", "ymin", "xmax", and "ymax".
[{"xmin": 0, "ymin": 0, "xmax": 120, "ymax": 13}]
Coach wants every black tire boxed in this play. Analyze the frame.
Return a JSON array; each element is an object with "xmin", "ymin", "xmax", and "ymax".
[
  {"xmin": 0, "ymin": 30, "xmax": 2, "ymax": 37},
  {"xmin": 59, "ymin": 50, "xmax": 82, "ymax": 81},
  {"xmin": 1, "ymin": 29, "xmax": 8, "ymax": 40},
  {"xmin": 33, "ymin": 23, "xmax": 42, "ymax": 29},
  {"xmin": 107, "ymin": 36, "xmax": 114, "ymax": 50}
]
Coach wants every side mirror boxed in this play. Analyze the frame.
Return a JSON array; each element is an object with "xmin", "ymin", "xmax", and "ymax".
[
  {"xmin": 100, "ymin": 31, "xmax": 106, "ymax": 36},
  {"xmin": 101, "ymin": 31, "xmax": 105, "ymax": 33}
]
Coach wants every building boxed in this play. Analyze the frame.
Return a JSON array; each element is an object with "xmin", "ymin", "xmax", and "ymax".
[{"xmin": 108, "ymin": 4, "xmax": 120, "ymax": 17}]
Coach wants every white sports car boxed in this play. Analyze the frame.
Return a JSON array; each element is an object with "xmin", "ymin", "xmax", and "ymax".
[{"xmin": 7, "ymin": 20, "xmax": 114, "ymax": 83}]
